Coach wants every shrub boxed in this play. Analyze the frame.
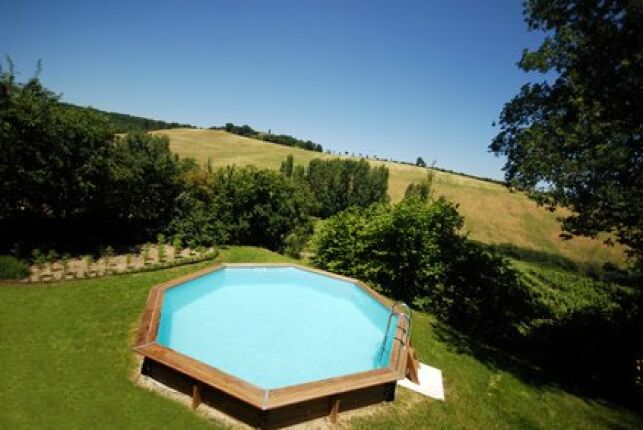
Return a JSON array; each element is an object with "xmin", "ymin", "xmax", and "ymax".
[
  {"xmin": 31, "ymin": 249, "xmax": 46, "ymax": 269},
  {"xmin": 283, "ymin": 225, "xmax": 312, "ymax": 258},
  {"xmin": 0, "ymin": 255, "xmax": 30, "ymax": 280},
  {"xmin": 168, "ymin": 165, "xmax": 315, "ymax": 251},
  {"xmin": 172, "ymin": 235, "xmax": 183, "ymax": 257},
  {"xmin": 517, "ymin": 264, "xmax": 642, "ymax": 399},
  {"xmin": 313, "ymin": 197, "xmax": 532, "ymax": 339},
  {"xmin": 306, "ymin": 158, "xmax": 389, "ymax": 217},
  {"xmin": 46, "ymin": 249, "xmax": 59, "ymax": 263}
]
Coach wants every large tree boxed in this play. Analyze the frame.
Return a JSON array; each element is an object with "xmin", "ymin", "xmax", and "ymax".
[
  {"xmin": 490, "ymin": 0, "xmax": 642, "ymax": 266},
  {"xmin": 0, "ymin": 67, "xmax": 113, "ymax": 222}
]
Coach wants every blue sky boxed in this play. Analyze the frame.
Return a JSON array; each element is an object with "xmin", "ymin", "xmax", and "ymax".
[{"xmin": 1, "ymin": 0, "xmax": 544, "ymax": 180}]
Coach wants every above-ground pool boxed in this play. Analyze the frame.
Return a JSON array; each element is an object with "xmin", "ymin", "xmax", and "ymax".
[{"xmin": 134, "ymin": 264, "xmax": 415, "ymax": 429}]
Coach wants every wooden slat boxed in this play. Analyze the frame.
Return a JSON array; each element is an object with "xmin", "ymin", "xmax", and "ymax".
[
  {"xmin": 136, "ymin": 343, "xmax": 266, "ymax": 408},
  {"xmin": 329, "ymin": 396, "xmax": 340, "ymax": 423},
  {"xmin": 192, "ymin": 383, "xmax": 202, "ymax": 409},
  {"xmin": 134, "ymin": 286, "xmax": 162, "ymax": 346},
  {"xmin": 265, "ymin": 368, "xmax": 400, "ymax": 409}
]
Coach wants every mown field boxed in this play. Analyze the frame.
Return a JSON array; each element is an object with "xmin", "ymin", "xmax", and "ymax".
[
  {"xmin": 154, "ymin": 128, "xmax": 624, "ymax": 266},
  {"xmin": 1, "ymin": 246, "xmax": 640, "ymax": 429}
]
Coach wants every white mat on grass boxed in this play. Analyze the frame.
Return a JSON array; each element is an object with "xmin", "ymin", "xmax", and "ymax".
[{"xmin": 397, "ymin": 363, "xmax": 445, "ymax": 401}]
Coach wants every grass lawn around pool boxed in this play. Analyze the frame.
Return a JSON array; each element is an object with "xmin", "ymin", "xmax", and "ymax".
[{"xmin": 1, "ymin": 246, "xmax": 640, "ymax": 429}]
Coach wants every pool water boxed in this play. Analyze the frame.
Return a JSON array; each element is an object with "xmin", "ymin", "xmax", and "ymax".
[{"xmin": 156, "ymin": 267, "xmax": 397, "ymax": 389}]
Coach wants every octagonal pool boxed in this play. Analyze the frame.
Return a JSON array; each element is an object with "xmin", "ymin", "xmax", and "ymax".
[
  {"xmin": 134, "ymin": 264, "xmax": 414, "ymax": 428},
  {"xmin": 156, "ymin": 266, "xmax": 397, "ymax": 389}
]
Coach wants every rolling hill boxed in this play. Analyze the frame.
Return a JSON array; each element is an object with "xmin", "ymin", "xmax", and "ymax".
[{"xmin": 153, "ymin": 128, "xmax": 624, "ymax": 266}]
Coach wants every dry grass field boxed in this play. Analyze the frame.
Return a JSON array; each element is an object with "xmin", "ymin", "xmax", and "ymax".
[{"xmin": 154, "ymin": 128, "xmax": 624, "ymax": 266}]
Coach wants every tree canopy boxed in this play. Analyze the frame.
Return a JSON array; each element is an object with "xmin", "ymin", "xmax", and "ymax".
[{"xmin": 490, "ymin": 0, "xmax": 643, "ymax": 267}]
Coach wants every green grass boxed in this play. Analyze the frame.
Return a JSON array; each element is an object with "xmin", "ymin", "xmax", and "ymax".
[
  {"xmin": 1, "ymin": 246, "xmax": 640, "ymax": 429},
  {"xmin": 155, "ymin": 128, "xmax": 624, "ymax": 267}
]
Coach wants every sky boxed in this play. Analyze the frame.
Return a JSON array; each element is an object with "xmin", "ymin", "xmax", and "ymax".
[{"xmin": 1, "ymin": 0, "xmax": 546, "ymax": 180}]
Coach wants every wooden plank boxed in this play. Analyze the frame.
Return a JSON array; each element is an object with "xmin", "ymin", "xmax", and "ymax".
[
  {"xmin": 136, "ymin": 343, "xmax": 266, "ymax": 409},
  {"xmin": 192, "ymin": 383, "xmax": 202, "ymax": 409},
  {"xmin": 406, "ymin": 346, "xmax": 420, "ymax": 384},
  {"xmin": 266, "ymin": 368, "xmax": 400, "ymax": 409},
  {"xmin": 329, "ymin": 396, "xmax": 340, "ymax": 424},
  {"xmin": 134, "ymin": 286, "xmax": 162, "ymax": 346}
]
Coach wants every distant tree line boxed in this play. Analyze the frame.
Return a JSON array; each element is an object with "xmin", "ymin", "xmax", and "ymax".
[
  {"xmin": 211, "ymin": 122, "xmax": 323, "ymax": 152},
  {"xmin": 62, "ymin": 103, "xmax": 195, "ymax": 133}
]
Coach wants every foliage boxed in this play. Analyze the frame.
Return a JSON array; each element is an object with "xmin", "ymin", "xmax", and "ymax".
[
  {"xmin": 279, "ymin": 154, "xmax": 294, "ymax": 177},
  {"xmin": 168, "ymin": 165, "xmax": 315, "ymax": 252},
  {"xmin": 0, "ymin": 255, "xmax": 29, "ymax": 279},
  {"xmin": 312, "ymin": 198, "xmax": 532, "ymax": 340},
  {"xmin": 404, "ymin": 170, "xmax": 434, "ymax": 202},
  {"xmin": 61, "ymin": 103, "xmax": 194, "ymax": 133},
  {"xmin": 416, "ymin": 157, "xmax": 426, "ymax": 167},
  {"xmin": 261, "ymin": 132, "xmax": 322, "ymax": 152},
  {"xmin": 221, "ymin": 122, "xmax": 257, "ymax": 136},
  {"xmin": 0, "ymin": 70, "xmax": 190, "ymax": 251},
  {"xmin": 306, "ymin": 158, "xmax": 389, "ymax": 217},
  {"xmin": 212, "ymin": 122, "xmax": 323, "ymax": 152},
  {"xmin": 106, "ymin": 133, "xmax": 183, "ymax": 238},
  {"xmin": 490, "ymin": 0, "xmax": 643, "ymax": 265},
  {"xmin": 515, "ymin": 261, "xmax": 642, "ymax": 401},
  {"xmin": 283, "ymin": 225, "xmax": 310, "ymax": 258},
  {"xmin": 172, "ymin": 235, "xmax": 183, "ymax": 253},
  {"xmin": 211, "ymin": 166, "xmax": 315, "ymax": 250},
  {"xmin": 0, "ymin": 68, "xmax": 113, "ymax": 222}
]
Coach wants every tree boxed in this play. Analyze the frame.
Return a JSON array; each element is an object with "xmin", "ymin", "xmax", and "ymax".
[
  {"xmin": 107, "ymin": 133, "xmax": 183, "ymax": 237},
  {"xmin": 279, "ymin": 154, "xmax": 294, "ymax": 178},
  {"xmin": 490, "ymin": 0, "xmax": 643, "ymax": 266},
  {"xmin": 404, "ymin": 170, "xmax": 434, "ymax": 202},
  {"xmin": 169, "ymin": 165, "xmax": 316, "ymax": 251},
  {"xmin": 416, "ymin": 157, "xmax": 426, "ymax": 167},
  {"xmin": 0, "ymin": 69, "xmax": 113, "ymax": 221},
  {"xmin": 306, "ymin": 158, "xmax": 389, "ymax": 217}
]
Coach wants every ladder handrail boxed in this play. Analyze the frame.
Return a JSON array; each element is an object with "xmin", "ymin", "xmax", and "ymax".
[{"xmin": 378, "ymin": 302, "xmax": 412, "ymax": 366}]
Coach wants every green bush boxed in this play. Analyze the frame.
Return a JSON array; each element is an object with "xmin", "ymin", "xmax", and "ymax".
[
  {"xmin": 169, "ymin": 165, "xmax": 314, "ymax": 252},
  {"xmin": 517, "ymin": 264, "xmax": 642, "ymax": 399},
  {"xmin": 0, "ymin": 255, "xmax": 30, "ymax": 280},
  {"xmin": 283, "ymin": 226, "xmax": 312, "ymax": 258},
  {"xmin": 312, "ymin": 197, "xmax": 532, "ymax": 339},
  {"xmin": 306, "ymin": 158, "xmax": 389, "ymax": 217}
]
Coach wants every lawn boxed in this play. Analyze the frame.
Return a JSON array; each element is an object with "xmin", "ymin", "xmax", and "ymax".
[
  {"xmin": 155, "ymin": 128, "xmax": 624, "ymax": 267},
  {"xmin": 1, "ymin": 246, "xmax": 639, "ymax": 429}
]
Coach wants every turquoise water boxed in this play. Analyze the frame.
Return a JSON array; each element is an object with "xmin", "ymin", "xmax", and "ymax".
[{"xmin": 157, "ymin": 267, "xmax": 396, "ymax": 389}]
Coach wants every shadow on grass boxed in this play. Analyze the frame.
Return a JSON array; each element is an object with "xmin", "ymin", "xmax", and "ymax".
[
  {"xmin": 432, "ymin": 321, "xmax": 554, "ymax": 389},
  {"xmin": 433, "ymin": 320, "xmax": 643, "ymax": 417}
]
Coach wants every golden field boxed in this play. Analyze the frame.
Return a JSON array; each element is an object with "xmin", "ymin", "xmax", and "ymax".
[{"xmin": 154, "ymin": 128, "xmax": 624, "ymax": 265}]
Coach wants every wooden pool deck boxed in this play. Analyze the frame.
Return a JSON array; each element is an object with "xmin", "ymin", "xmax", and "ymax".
[{"xmin": 133, "ymin": 263, "xmax": 418, "ymax": 428}]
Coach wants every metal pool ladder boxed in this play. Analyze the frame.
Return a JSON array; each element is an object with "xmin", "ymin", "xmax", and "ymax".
[{"xmin": 378, "ymin": 301, "xmax": 412, "ymax": 367}]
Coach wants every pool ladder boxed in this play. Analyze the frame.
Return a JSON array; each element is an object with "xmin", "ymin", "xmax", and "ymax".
[{"xmin": 378, "ymin": 301, "xmax": 412, "ymax": 368}]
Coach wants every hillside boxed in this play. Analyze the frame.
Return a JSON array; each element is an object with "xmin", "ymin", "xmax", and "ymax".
[{"xmin": 154, "ymin": 128, "xmax": 624, "ymax": 266}]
